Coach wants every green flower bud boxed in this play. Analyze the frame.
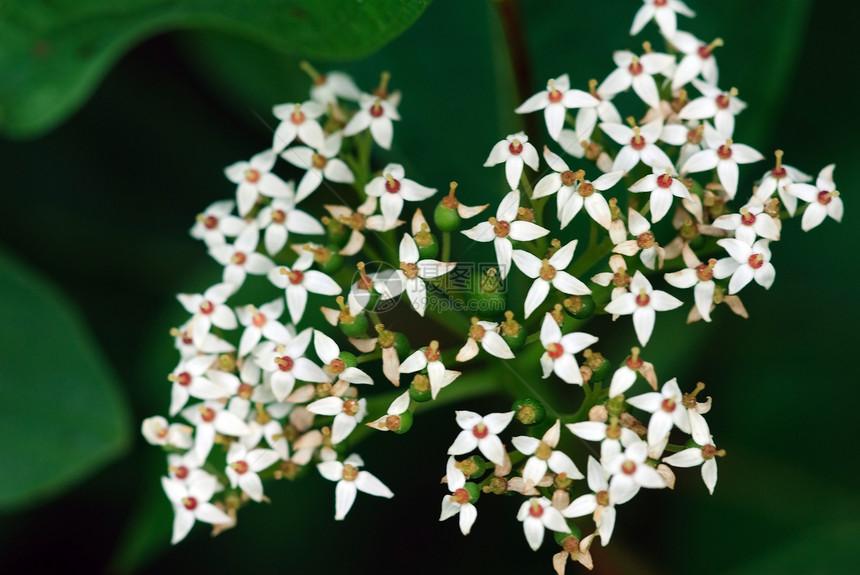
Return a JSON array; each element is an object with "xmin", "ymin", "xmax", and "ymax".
[
  {"xmin": 434, "ymin": 182, "xmax": 463, "ymax": 232},
  {"xmin": 338, "ymin": 351, "xmax": 358, "ymax": 369},
  {"xmin": 584, "ymin": 349, "xmax": 610, "ymax": 383},
  {"xmin": 562, "ymin": 294, "xmax": 595, "ymax": 320},
  {"xmin": 463, "ymin": 482, "xmax": 481, "ymax": 504},
  {"xmin": 512, "ymin": 397, "xmax": 546, "ymax": 425},
  {"xmin": 408, "ymin": 374, "xmax": 433, "ymax": 402},
  {"xmin": 386, "ymin": 410, "xmax": 413, "ymax": 434},
  {"xmin": 553, "ymin": 523, "xmax": 582, "ymax": 546},
  {"xmin": 339, "ymin": 312, "xmax": 369, "ymax": 338},
  {"xmin": 500, "ymin": 310, "xmax": 527, "ymax": 350}
]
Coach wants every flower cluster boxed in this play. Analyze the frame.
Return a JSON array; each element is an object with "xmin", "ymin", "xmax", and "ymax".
[{"xmin": 143, "ymin": 1, "xmax": 842, "ymax": 570}]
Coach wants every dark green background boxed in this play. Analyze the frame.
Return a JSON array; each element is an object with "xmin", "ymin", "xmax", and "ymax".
[{"xmin": 0, "ymin": 0, "xmax": 857, "ymax": 573}]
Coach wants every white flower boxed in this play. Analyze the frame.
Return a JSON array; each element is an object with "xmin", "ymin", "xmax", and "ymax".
[
  {"xmin": 167, "ymin": 355, "xmax": 236, "ymax": 416},
  {"xmin": 172, "ymin": 320, "xmax": 234, "ymax": 360},
  {"xmin": 399, "ymin": 341, "xmax": 461, "ymax": 400},
  {"xmin": 225, "ymin": 443, "xmax": 279, "ymax": 502},
  {"xmin": 238, "ymin": 402, "xmax": 292, "ymax": 461},
  {"xmin": 343, "ymin": 93, "xmax": 401, "ymax": 150},
  {"xmin": 484, "ymin": 132, "xmax": 539, "ymax": 190},
  {"xmin": 628, "ymin": 168, "xmax": 692, "ymax": 223},
  {"xmin": 281, "ymin": 132, "xmax": 355, "ymax": 203},
  {"xmin": 612, "ymin": 209, "xmax": 665, "ymax": 270},
  {"xmin": 141, "ymin": 416, "xmax": 192, "ymax": 449},
  {"xmin": 630, "ymin": 0, "xmax": 696, "ymax": 37},
  {"xmin": 366, "ymin": 391, "xmax": 411, "ymax": 431},
  {"xmin": 176, "ymin": 283, "xmax": 237, "ymax": 348},
  {"xmin": 224, "ymin": 149, "xmax": 294, "ymax": 216},
  {"xmin": 254, "ymin": 328, "xmax": 328, "ymax": 402},
  {"xmin": 209, "ymin": 225, "xmax": 274, "ymax": 288},
  {"xmin": 513, "ymin": 240, "xmax": 591, "ymax": 318},
  {"xmin": 517, "ymin": 497, "xmax": 570, "ymax": 551},
  {"xmin": 600, "ymin": 119, "xmax": 673, "ymax": 174},
  {"xmin": 664, "ymin": 251, "xmax": 718, "ymax": 323},
  {"xmin": 662, "ymin": 442, "xmax": 724, "ymax": 494},
  {"xmin": 678, "ymin": 80, "xmax": 746, "ymax": 136},
  {"xmin": 680, "ymin": 124, "xmax": 764, "ymax": 199},
  {"xmin": 324, "ymin": 197, "xmax": 398, "ymax": 257},
  {"xmin": 592, "ymin": 254, "xmax": 634, "ymax": 308},
  {"xmin": 272, "ymin": 100, "xmax": 325, "ymax": 152},
  {"xmin": 162, "ymin": 473, "xmax": 232, "ymax": 544},
  {"xmin": 166, "ymin": 452, "xmax": 203, "ymax": 483},
  {"xmin": 607, "ymin": 347, "xmax": 658, "ymax": 397},
  {"xmin": 314, "ymin": 329, "xmax": 373, "ymax": 384},
  {"xmin": 307, "ymin": 68, "xmax": 361, "ymax": 105},
  {"xmin": 462, "ymin": 191, "xmax": 549, "ymax": 280},
  {"xmin": 626, "ymin": 378, "xmax": 691, "ymax": 450},
  {"xmin": 455, "ymin": 318, "xmax": 514, "ymax": 362},
  {"xmin": 257, "ymin": 197, "xmax": 325, "ymax": 256},
  {"xmin": 317, "ymin": 451, "xmax": 393, "ymax": 520},
  {"xmin": 539, "ymin": 313, "xmax": 598, "ymax": 384},
  {"xmin": 307, "ymin": 393, "xmax": 367, "ymax": 445},
  {"xmin": 532, "ymin": 148, "xmax": 621, "ymax": 229},
  {"xmin": 235, "ymin": 299, "xmax": 293, "ymax": 358},
  {"xmin": 377, "ymin": 233, "xmax": 456, "ymax": 316},
  {"xmin": 599, "ymin": 49, "xmax": 675, "ymax": 110},
  {"xmin": 562, "ymin": 456, "xmax": 617, "ymax": 545},
  {"xmin": 754, "ymin": 150, "xmax": 812, "ymax": 216},
  {"xmin": 365, "ymin": 163, "xmax": 436, "ymax": 227},
  {"xmin": 515, "ymin": 74, "xmax": 599, "ymax": 140},
  {"xmin": 604, "ymin": 271, "xmax": 682, "ymax": 346},
  {"xmin": 564, "ymin": 78, "xmax": 623, "ymax": 145},
  {"xmin": 511, "ymin": 420, "xmax": 583, "ymax": 488},
  {"xmin": 268, "ymin": 252, "xmax": 341, "ymax": 324},
  {"xmin": 602, "ymin": 439, "xmax": 667, "ymax": 504},
  {"xmin": 669, "ymin": 32, "xmax": 722, "ymax": 90},
  {"xmin": 440, "ymin": 456, "xmax": 479, "ymax": 535},
  {"xmin": 786, "ymin": 164, "xmax": 843, "ymax": 230},
  {"xmin": 712, "ymin": 202, "xmax": 780, "ymax": 246},
  {"xmin": 447, "ymin": 410, "xmax": 515, "ymax": 465},
  {"xmin": 182, "ymin": 400, "xmax": 251, "ymax": 464},
  {"xmin": 190, "ymin": 200, "xmax": 246, "ymax": 248},
  {"xmin": 567, "ymin": 422, "xmax": 640, "ymax": 462},
  {"xmin": 713, "ymin": 238, "xmax": 775, "ymax": 294}
]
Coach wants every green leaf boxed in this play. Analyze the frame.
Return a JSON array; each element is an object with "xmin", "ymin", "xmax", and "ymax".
[
  {"xmin": 0, "ymin": 0, "xmax": 432, "ymax": 138},
  {"xmin": 0, "ymin": 246, "xmax": 131, "ymax": 511}
]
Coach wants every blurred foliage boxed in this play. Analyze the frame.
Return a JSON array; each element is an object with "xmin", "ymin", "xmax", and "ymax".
[
  {"xmin": 0, "ymin": 0, "xmax": 858, "ymax": 573},
  {"xmin": 0, "ymin": 247, "xmax": 130, "ymax": 511},
  {"xmin": 0, "ymin": 0, "xmax": 431, "ymax": 138}
]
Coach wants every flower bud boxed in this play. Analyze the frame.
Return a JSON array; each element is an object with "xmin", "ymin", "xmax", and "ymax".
[
  {"xmin": 434, "ymin": 201, "xmax": 461, "ymax": 232},
  {"xmin": 463, "ymin": 481, "xmax": 481, "ymax": 504},
  {"xmin": 606, "ymin": 394, "xmax": 625, "ymax": 417},
  {"xmin": 483, "ymin": 476, "xmax": 508, "ymax": 495},
  {"xmin": 414, "ymin": 225, "xmax": 439, "ymax": 260},
  {"xmin": 563, "ymin": 294, "xmax": 595, "ymax": 319},
  {"xmin": 554, "ymin": 524, "xmax": 582, "ymax": 546},
  {"xmin": 500, "ymin": 311, "xmax": 527, "ymax": 350},
  {"xmin": 408, "ymin": 373, "xmax": 433, "ymax": 402},
  {"xmin": 323, "ymin": 216, "xmax": 349, "ymax": 247},
  {"xmin": 434, "ymin": 182, "xmax": 462, "ymax": 232},
  {"xmin": 512, "ymin": 397, "xmax": 546, "ymax": 425},
  {"xmin": 339, "ymin": 312, "xmax": 369, "ymax": 338},
  {"xmin": 470, "ymin": 268, "xmax": 506, "ymax": 320},
  {"xmin": 386, "ymin": 410, "xmax": 413, "ymax": 434},
  {"xmin": 583, "ymin": 349, "xmax": 610, "ymax": 383},
  {"xmin": 338, "ymin": 351, "xmax": 358, "ymax": 369}
]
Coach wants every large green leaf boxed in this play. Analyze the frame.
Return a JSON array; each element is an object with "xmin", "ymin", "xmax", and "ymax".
[
  {"xmin": 0, "ymin": 0, "xmax": 431, "ymax": 138},
  {"xmin": 0, "ymin": 247, "xmax": 131, "ymax": 511}
]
